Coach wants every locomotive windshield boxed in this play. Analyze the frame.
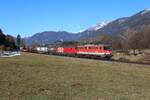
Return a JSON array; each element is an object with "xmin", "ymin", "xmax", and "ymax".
[{"xmin": 104, "ymin": 46, "xmax": 113, "ymax": 50}]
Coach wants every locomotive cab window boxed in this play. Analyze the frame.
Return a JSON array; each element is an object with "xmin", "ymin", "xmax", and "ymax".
[
  {"xmin": 99, "ymin": 47, "xmax": 102, "ymax": 50},
  {"xmin": 89, "ymin": 47, "xmax": 92, "ymax": 49}
]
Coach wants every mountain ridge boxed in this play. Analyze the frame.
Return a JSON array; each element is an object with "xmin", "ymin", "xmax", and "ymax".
[{"xmin": 25, "ymin": 9, "xmax": 150, "ymax": 45}]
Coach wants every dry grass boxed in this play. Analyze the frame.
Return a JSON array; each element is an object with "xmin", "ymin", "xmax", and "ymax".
[
  {"xmin": 112, "ymin": 49, "xmax": 150, "ymax": 62},
  {"xmin": 0, "ymin": 53, "xmax": 150, "ymax": 100},
  {"xmin": 112, "ymin": 54, "xmax": 143, "ymax": 62}
]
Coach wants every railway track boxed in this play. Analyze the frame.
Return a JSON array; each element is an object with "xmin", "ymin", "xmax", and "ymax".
[
  {"xmin": 49, "ymin": 53, "xmax": 150, "ymax": 66},
  {"xmin": 27, "ymin": 52, "xmax": 150, "ymax": 66},
  {"xmin": 89, "ymin": 57, "xmax": 150, "ymax": 66}
]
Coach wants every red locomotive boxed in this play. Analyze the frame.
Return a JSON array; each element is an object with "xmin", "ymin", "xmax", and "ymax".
[{"xmin": 50, "ymin": 44, "xmax": 113, "ymax": 59}]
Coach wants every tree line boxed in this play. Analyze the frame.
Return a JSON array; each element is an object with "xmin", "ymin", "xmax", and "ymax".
[
  {"xmin": 118, "ymin": 26, "xmax": 150, "ymax": 50},
  {"xmin": 0, "ymin": 29, "xmax": 25, "ymax": 51}
]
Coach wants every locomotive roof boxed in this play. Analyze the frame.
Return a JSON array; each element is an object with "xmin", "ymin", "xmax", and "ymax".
[{"xmin": 78, "ymin": 44, "xmax": 108, "ymax": 47}]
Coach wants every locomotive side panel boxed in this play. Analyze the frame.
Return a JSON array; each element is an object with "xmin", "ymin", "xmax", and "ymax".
[
  {"xmin": 77, "ymin": 45, "xmax": 112, "ymax": 58},
  {"xmin": 63, "ymin": 47, "xmax": 77, "ymax": 54},
  {"xmin": 77, "ymin": 45, "xmax": 103, "ymax": 55}
]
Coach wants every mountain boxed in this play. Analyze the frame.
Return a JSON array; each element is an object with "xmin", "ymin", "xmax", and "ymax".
[
  {"xmin": 78, "ymin": 9, "xmax": 150, "ymax": 40},
  {"xmin": 25, "ymin": 31, "xmax": 80, "ymax": 45},
  {"xmin": 25, "ymin": 9, "xmax": 150, "ymax": 45},
  {"xmin": 94, "ymin": 9, "xmax": 150, "ymax": 36},
  {"xmin": 82, "ymin": 9, "xmax": 150, "ymax": 49},
  {"xmin": 25, "ymin": 22, "xmax": 108, "ymax": 45}
]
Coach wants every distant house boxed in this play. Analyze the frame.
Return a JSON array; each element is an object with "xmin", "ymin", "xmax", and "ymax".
[{"xmin": 36, "ymin": 47, "xmax": 48, "ymax": 53}]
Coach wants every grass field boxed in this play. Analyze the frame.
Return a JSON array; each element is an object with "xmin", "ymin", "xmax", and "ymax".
[{"xmin": 0, "ymin": 53, "xmax": 150, "ymax": 100}]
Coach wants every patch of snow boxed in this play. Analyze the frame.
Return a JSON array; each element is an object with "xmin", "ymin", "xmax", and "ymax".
[
  {"xmin": 118, "ymin": 19, "xmax": 126, "ymax": 23},
  {"xmin": 87, "ymin": 21, "xmax": 109, "ymax": 31},
  {"xmin": 73, "ymin": 29, "xmax": 86, "ymax": 34},
  {"xmin": 141, "ymin": 8, "xmax": 150, "ymax": 15}
]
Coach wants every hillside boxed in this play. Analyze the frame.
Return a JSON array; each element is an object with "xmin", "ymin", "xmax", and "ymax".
[
  {"xmin": 25, "ymin": 31, "xmax": 79, "ymax": 45},
  {"xmin": 92, "ymin": 9, "xmax": 150, "ymax": 36},
  {"xmin": 0, "ymin": 53, "xmax": 150, "ymax": 100}
]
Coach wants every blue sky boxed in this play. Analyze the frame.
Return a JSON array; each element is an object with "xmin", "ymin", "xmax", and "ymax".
[{"xmin": 0, "ymin": 0, "xmax": 150, "ymax": 37}]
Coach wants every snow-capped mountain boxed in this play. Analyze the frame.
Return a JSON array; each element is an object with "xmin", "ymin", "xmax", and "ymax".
[
  {"xmin": 25, "ymin": 9, "xmax": 150, "ymax": 45},
  {"xmin": 87, "ymin": 21, "xmax": 109, "ymax": 31}
]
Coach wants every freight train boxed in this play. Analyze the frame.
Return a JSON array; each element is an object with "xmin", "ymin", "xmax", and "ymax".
[{"xmin": 50, "ymin": 44, "xmax": 113, "ymax": 59}]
